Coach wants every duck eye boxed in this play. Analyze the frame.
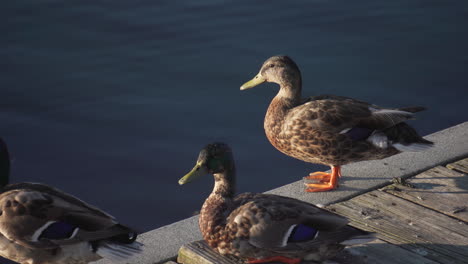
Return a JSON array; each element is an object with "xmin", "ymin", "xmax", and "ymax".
[{"xmin": 269, "ymin": 64, "xmax": 275, "ymax": 68}]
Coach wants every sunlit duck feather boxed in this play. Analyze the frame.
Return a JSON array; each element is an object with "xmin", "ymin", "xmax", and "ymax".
[
  {"xmin": 179, "ymin": 142, "xmax": 374, "ymax": 264},
  {"xmin": 240, "ymin": 55, "xmax": 433, "ymax": 192}
]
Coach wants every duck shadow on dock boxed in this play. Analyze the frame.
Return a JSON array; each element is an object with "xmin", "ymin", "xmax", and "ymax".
[{"xmin": 178, "ymin": 240, "xmax": 468, "ymax": 264}]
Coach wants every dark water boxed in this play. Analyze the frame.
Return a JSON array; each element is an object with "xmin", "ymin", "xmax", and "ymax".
[{"xmin": 1, "ymin": 0, "xmax": 467, "ymax": 238}]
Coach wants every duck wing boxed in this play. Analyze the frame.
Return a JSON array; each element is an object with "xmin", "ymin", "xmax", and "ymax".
[
  {"xmin": 229, "ymin": 193, "xmax": 348, "ymax": 249},
  {"xmin": 0, "ymin": 183, "xmax": 135, "ymax": 250},
  {"xmin": 288, "ymin": 94, "xmax": 422, "ymax": 134}
]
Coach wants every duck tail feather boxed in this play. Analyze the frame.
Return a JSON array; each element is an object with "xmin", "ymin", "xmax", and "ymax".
[
  {"xmin": 393, "ymin": 142, "xmax": 434, "ymax": 152},
  {"xmin": 97, "ymin": 241, "xmax": 143, "ymax": 262},
  {"xmin": 341, "ymin": 233, "xmax": 377, "ymax": 246},
  {"xmin": 397, "ymin": 106, "xmax": 427, "ymax": 113}
]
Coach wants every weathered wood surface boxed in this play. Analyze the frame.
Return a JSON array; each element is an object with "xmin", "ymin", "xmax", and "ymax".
[
  {"xmin": 446, "ymin": 157, "xmax": 468, "ymax": 173},
  {"xmin": 177, "ymin": 240, "xmax": 242, "ymax": 264},
  {"xmin": 177, "ymin": 158, "xmax": 468, "ymax": 264},
  {"xmin": 177, "ymin": 239, "xmax": 439, "ymax": 264},
  {"xmin": 382, "ymin": 166, "xmax": 468, "ymax": 222},
  {"xmin": 327, "ymin": 191, "xmax": 468, "ymax": 264},
  {"xmin": 327, "ymin": 158, "xmax": 468, "ymax": 264},
  {"xmin": 344, "ymin": 239, "xmax": 439, "ymax": 264}
]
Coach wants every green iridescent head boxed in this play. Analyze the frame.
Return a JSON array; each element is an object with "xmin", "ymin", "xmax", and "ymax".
[{"xmin": 178, "ymin": 142, "xmax": 234, "ymax": 185}]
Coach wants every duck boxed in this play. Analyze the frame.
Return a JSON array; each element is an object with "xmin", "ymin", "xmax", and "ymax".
[
  {"xmin": 0, "ymin": 137, "xmax": 142, "ymax": 264},
  {"xmin": 240, "ymin": 55, "xmax": 433, "ymax": 192},
  {"xmin": 178, "ymin": 142, "xmax": 374, "ymax": 264}
]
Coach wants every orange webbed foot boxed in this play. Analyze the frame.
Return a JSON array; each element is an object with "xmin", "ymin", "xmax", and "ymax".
[
  {"xmin": 305, "ymin": 182, "xmax": 338, "ymax": 192},
  {"xmin": 304, "ymin": 166, "xmax": 341, "ymax": 192},
  {"xmin": 304, "ymin": 171, "xmax": 331, "ymax": 184},
  {"xmin": 247, "ymin": 256, "xmax": 301, "ymax": 264}
]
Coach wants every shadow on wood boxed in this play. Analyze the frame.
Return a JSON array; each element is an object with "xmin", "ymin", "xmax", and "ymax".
[{"xmin": 178, "ymin": 239, "xmax": 468, "ymax": 264}]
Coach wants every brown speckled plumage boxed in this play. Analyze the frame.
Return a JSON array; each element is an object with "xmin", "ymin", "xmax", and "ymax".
[
  {"xmin": 180, "ymin": 143, "xmax": 374, "ymax": 263},
  {"xmin": 241, "ymin": 56, "xmax": 433, "ymax": 192}
]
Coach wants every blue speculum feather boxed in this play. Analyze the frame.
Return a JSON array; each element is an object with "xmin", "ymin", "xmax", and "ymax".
[
  {"xmin": 40, "ymin": 222, "xmax": 76, "ymax": 240},
  {"xmin": 344, "ymin": 127, "xmax": 373, "ymax": 141},
  {"xmin": 288, "ymin": 224, "xmax": 318, "ymax": 242}
]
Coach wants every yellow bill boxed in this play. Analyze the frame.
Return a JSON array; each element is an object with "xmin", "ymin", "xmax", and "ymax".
[
  {"xmin": 240, "ymin": 73, "xmax": 266, "ymax": 90},
  {"xmin": 178, "ymin": 163, "xmax": 208, "ymax": 185}
]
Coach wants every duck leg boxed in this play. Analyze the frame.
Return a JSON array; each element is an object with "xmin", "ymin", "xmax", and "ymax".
[
  {"xmin": 304, "ymin": 166, "xmax": 341, "ymax": 192},
  {"xmin": 247, "ymin": 256, "xmax": 301, "ymax": 264}
]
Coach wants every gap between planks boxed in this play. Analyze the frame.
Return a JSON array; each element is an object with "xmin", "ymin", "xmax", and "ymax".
[{"xmin": 326, "ymin": 158, "xmax": 468, "ymax": 264}]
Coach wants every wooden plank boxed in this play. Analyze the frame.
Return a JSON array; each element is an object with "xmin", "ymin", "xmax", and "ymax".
[
  {"xmin": 177, "ymin": 238, "xmax": 439, "ymax": 264},
  {"xmin": 326, "ymin": 191, "xmax": 468, "ymax": 264},
  {"xmin": 177, "ymin": 239, "xmax": 438, "ymax": 264},
  {"xmin": 447, "ymin": 157, "xmax": 468, "ymax": 174},
  {"xmin": 177, "ymin": 240, "xmax": 242, "ymax": 264},
  {"xmin": 340, "ymin": 239, "xmax": 439, "ymax": 264},
  {"xmin": 177, "ymin": 239, "xmax": 435, "ymax": 264},
  {"xmin": 381, "ymin": 166, "xmax": 468, "ymax": 222}
]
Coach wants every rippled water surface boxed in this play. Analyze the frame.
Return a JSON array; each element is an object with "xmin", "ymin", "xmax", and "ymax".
[{"xmin": 2, "ymin": 0, "xmax": 467, "ymax": 240}]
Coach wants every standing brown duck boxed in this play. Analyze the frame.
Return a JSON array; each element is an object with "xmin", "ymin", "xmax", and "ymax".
[{"xmin": 240, "ymin": 55, "xmax": 433, "ymax": 192}]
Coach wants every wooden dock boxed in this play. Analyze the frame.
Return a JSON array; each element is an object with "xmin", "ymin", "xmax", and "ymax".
[{"xmin": 177, "ymin": 158, "xmax": 468, "ymax": 264}]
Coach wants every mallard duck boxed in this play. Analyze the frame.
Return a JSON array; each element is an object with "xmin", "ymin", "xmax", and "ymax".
[
  {"xmin": 179, "ymin": 142, "xmax": 374, "ymax": 264},
  {"xmin": 240, "ymin": 55, "xmax": 433, "ymax": 192},
  {"xmin": 0, "ymin": 137, "xmax": 142, "ymax": 264}
]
